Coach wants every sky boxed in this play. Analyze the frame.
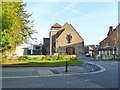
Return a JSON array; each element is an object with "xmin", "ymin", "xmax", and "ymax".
[{"xmin": 23, "ymin": 0, "xmax": 119, "ymax": 45}]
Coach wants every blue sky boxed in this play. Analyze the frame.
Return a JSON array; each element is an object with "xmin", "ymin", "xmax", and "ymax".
[{"xmin": 23, "ymin": 1, "xmax": 118, "ymax": 45}]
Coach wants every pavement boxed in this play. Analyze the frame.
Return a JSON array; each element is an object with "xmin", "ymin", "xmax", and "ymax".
[{"xmin": 2, "ymin": 61, "xmax": 104, "ymax": 79}]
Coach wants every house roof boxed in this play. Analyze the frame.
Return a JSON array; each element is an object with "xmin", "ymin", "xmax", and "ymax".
[
  {"xmin": 100, "ymin": 37, "xmax": 108, "ymax": 44},
  {"xmin": 45, "ymin": 22, "xmax": 84, "ymax": 45},
  {"xmin": 54, "ymin": 29, "xmax": 64, "ymax": 38},
  {"xmin": 69, "ymin": 24, "xmax": 84, "ymax": 41},
  {"xmin": 54, "ymin": 22, "xmax": 84, "ymax": 41},
  {"xmin": 98, "ymin": 47, "xmax": 113, "ymax": 51},
  {"xmin": 51, "ymin": 23, "xmax": 62, "ymax": 28}
]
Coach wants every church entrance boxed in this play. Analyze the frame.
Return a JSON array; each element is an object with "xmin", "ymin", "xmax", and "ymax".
[{"xmin": 66, "ymin": 47, "xmax": 75, "ymax": 55}]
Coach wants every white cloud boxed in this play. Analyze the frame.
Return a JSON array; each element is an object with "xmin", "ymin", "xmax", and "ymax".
[{"xmin": 63, "ymin": 6, "xmax": 86, "ymax": 16}]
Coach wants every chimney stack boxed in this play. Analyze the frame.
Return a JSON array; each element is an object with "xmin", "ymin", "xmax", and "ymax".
[
  {"xmin": 109, "ymin": 26, "xmax": 113, "ymax": 31},
  {"xmin": 107, "ymin": 26, "xmax": 113, "ymax": 36}
]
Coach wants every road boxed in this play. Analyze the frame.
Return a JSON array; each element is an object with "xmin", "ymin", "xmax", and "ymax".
[{"xmin": 1, "ymin": 57, "xmax": 119, "ymax": 88}]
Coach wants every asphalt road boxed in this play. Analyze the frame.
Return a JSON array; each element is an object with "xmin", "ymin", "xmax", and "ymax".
[{"xmin": 1, "ymin": 57, "xmax": 119, "ymax": 88}]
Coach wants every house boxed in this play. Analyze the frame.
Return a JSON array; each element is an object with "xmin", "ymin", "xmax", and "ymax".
[
  {"xmin": 43, "ymin": 38, "xmax": 50, "ymax": 54},
  {"xmin": 27, "ymin": 44, "xmax": 42, "ymax": 55},
  {"xmin": 15, "ymin": 44, "xmax": 42, "ymax": 56},
  {"xmin": 116, "ymin": 24, "xmax": 120, "ymax": 58},
  {"xmin": 15, "ymin": 45, "xmax": 27, "ymax": 56},
  {"xmin": 43, "ymin": 22, "xmax": 84, "ymax": 56},
  {"xmin": 84, "ymin": 45, "xmax": 100, "ymax": 57},
  {"xmin": 97, "ymin": 24, "xmax": 120, "ymax": 59}
]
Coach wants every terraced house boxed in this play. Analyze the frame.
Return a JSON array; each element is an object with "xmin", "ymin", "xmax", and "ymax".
[
  {"xmin": 99, "ymin": 24, "xmax": 120, "ymax": 59},
  {"xmin": 116, "ymin": 24, "xmax": 120, "ymax": 58},
  {"xmin": 43, "ymin": 22, "xmax": 84, "ymax": 56}
]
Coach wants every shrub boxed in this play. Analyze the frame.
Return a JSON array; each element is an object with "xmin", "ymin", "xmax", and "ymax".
[
  {"xmin": 17, "ymin": 55, "xmax": 77, "ymax": 61},
  {"xmin": 18, "ymin": 56, "xmax": 30, "ymax": 61},
  {"xmin": 2, "ymin": 54, "xmax": 8, "ymax": 63},
  {"xmin": 69, "ymin": 55, "xmax": 77, "ymax": 60}
]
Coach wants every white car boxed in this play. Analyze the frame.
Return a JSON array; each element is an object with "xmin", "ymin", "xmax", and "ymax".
[{"xmin": 85, "ymin": 53, "xmax": 91, "ymax": 57}]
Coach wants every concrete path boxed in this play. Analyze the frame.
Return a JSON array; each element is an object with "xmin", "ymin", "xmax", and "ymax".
[{"xmin": 2, "ymin": 62, "xmax": 104, "ymax": 79}]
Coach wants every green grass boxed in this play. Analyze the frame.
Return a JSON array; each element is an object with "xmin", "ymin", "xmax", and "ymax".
[
  {"xmin": 2, "ymin": 60, "xmax": 84, "ymax": 67},
  {"xmin": 2, "ymin": 55, "xmax": 84, "ymax": 67},
  {"xmin": 108, "ymin": 59, "xmax": 120, "ymax": 62}
]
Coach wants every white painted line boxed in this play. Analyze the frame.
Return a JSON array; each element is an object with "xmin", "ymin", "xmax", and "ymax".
[
  {"xmin": 91, "ymin": 68, "xmax": 94, "ymax": 71},
  {"xmin": 1, "ymin": 61, "xmax": 106, "ymax": 79},
  {"xmin": 85, "ymin": 79, "xmax": 91, "ymax": 82},
  {"xmin": 84, "ymin": 61, "xmax": 106, "ymax": 74}
]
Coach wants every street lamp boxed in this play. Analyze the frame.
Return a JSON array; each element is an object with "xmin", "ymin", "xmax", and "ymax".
[{"xmin": 50, "ymin": 28, "xmax": 52, "ymax": 56}]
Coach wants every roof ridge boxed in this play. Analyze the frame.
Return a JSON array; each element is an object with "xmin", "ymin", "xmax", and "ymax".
[{"xmin": 51, "ymin": 23, "xmax": 62, "ymax": 28}]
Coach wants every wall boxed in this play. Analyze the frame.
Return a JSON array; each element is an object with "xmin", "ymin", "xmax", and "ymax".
[
  {"xmin": 56, "ymin": 23, "xmax": 84, "ymax": 55},
  {"xmin": 117, "ymin": 24, "xmax": 120, "ymax": 57}
]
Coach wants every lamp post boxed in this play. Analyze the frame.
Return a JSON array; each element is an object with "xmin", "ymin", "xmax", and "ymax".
[{"xmin": 50, "ymin": 29, "xmax": 52, "ymax": 56}]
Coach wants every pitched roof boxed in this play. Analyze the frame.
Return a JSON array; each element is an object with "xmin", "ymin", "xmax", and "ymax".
[
  {"xmin": 54, "ymin": 29, "xmax": 64, "ymax": 38},
  {"xmin": 54, "ymin": 22, "xmax": 84, "ymax": 42},
  {"xmin": 69, "ymin": 24, "xmax": 84, "ymax": 41},
  {"xmin": 51, "ymin": 23, "xmax": 62, "ymax": 28},
  {"xmin": 100, "ymin": 37, "xmax": 108, "ymax": 43}
]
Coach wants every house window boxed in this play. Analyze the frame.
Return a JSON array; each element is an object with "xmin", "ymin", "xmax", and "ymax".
[
  {"xmin": 35, "ymin": 46, "xmax": 40, "ymax": 49},
  {"xmin": 106, "ymin": 41, "xmax": 110, "ymax": 47}
]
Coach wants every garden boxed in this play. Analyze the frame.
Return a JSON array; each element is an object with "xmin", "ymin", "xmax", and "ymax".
[{"xmin": 2, "ymin": 55, "xmax": 84, "ymax": 67}]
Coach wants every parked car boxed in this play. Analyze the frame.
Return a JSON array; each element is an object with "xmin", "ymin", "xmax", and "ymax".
[{"xmin": 85, "ymin": 53, "xmax": 91, "ymax": 57}]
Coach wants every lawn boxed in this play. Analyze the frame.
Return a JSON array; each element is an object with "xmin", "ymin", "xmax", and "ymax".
[
  {"xmin": 2, "ymin": 55, "xmax": 84, "ymax": 67},
  {"xmin": 108, "ymin": 59, "xmax": 120, "ymax": 62}
]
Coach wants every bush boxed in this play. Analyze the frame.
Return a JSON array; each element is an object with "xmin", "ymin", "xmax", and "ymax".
[
  {"xmin": 37, "ymin": 55, "xmax": 71, "ymax": 61},
  {"xmin": 2, "ymin": 54, "xmax": 8, "ymax": 63},
  {"xmin": 18, "ymin": 56, "xmax": 31, "ymax": 61},
  {"xmin": 17, "ymin": 55, "xmax": 77, "ymax": 61},
  {"xmin": 70, "ymin": 55, "xmax": 77, "ymax": 60}
]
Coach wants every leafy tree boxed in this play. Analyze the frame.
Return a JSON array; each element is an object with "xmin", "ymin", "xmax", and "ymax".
[{"xmin": 1, "ymin": 1, "xmax": 36, "ymax": 53}]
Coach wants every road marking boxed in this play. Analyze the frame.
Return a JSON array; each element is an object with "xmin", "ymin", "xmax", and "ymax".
[
  {"xmin": 85, "ymin": 79, "xmax": 91, "ymax": 82},
  {"xmin": 86, "ymin": 64, "xmax": 94, "ymax": 71},
  {"xmin": 1, "ymin": 62, "xmax": 106, "ymax": 79}
]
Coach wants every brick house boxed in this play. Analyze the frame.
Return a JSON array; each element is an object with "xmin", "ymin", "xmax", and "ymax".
[
  {"xmin": 98, "ymin": 24, "xmax": 120, "ymax": 59},
  {"xmin": 100, "ymin": 26, "xmax": 117, "ymax": 48},
  {"xmin": 43, "ymin": 22, "xmax": 84, "ymax": 56},
  {"xmin": 116, "ymin": 24, "xmax": 120, "ymax": 57}
]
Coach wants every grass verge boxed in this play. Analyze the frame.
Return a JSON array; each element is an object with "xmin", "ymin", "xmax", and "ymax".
[
  {"xmin": 2, "ymin": 55, "xmax": 84, "ymax": 67},
  {"xmin": 108, "ymin": 59, "xmax": 120, "ymax": 62},
  {"xmin": 2, "ymin": 60, "xmax": 84, "ymax": 67}
]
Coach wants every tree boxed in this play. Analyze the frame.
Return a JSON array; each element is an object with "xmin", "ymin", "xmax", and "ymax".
[{"xmin": 1, "ymin": 1, "xmax": 36, "ymax": 53}]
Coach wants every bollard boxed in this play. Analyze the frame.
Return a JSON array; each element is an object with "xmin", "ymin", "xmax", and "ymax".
[{"xmin": 65, "ymin": 61, "xmax": 68, "ymax": 72}]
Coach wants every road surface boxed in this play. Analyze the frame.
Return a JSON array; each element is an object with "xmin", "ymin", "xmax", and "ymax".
[{"xmin": 1, "ymin": 57, "xmax": 119, "ymax": 88}]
